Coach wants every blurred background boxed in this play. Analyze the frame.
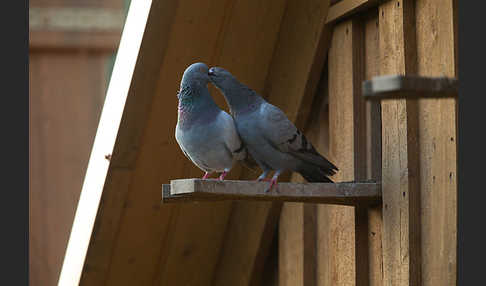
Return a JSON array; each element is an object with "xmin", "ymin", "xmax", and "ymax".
[{"xmin": 30, "ymin": 1, "xmax": 129, "ymax": 285}]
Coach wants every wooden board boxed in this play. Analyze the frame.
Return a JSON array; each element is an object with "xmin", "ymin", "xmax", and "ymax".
[
  {"xmin": 321, "ymin": 19, "xmax": 364, "ymax": 286},
  {"xmin": 163, "ymin": 179, "xmax": 382, "ymax": 205},
  {"xmin": 326, "ymin": 0, "xmax": 379, "ymax": 24},
  {"xmin": 279, "ymin": 203, "xmax": 305, "ymax": 286},
  {"xmin": 415, "ymin": 0, "xmax": 457, "ymax": 284},
  {"xmin": 378, "ymin": 0, "xmax": 422, "ymax": 285},
  {"xmin": 363, "ymin": 9, "xmax": 383, "ymax": 286},
  {"xmin": 263, "ymin": 0, "xmax": 332, "ymax": 127},
  {"xmin": 362, "ymin": 75, "xmax": 458, "ymax": 100},
  {"xmin": 211, "ymin": 202, "xmax": 282, "ymax": 286}
]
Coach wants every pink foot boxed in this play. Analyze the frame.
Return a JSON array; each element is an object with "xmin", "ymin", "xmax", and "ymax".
[
  {"xmin": 264, "ymin": 170, "xmax": 281, "ymax": 193},
  {"xmin": 268, "ymin": 178, "xmax": 278, "ymax": 190},
  {"xmin": 218, "ymin": 171, "xmax": 228, "ymax": 181},
  {"xmin": 202, "ymin": 172, "xmax": 211, "ymax": 179}
]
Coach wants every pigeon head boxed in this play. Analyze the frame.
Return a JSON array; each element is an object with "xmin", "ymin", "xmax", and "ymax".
[
  {"xmin": 181, "ymin": 62, "xmax": 211, "ymax": 87},
  {"xmin": 208, "ymin": 67, "xmax": 261, "ymax": 114},
  {"xmin": 207, "ymin": 67, "xmax": 237, "ymax": 92}
]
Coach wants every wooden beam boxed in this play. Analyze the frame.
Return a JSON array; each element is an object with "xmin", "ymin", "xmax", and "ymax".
[
  {"xmin": 379, "ymin": 0, "xmax": 422, "ymax": 285},
  {"xmin": 263, "ymin": 0, "xmax": 333, "ymax": 127},
  {"xmin": 211, "ymin": 202, "xmax": 282, "ymax": 286},
  {"xmin": 415, "ymin": 0, "xmax": 457, "ymax": 284},
  {"xmin": 363, "ymin": 9, "xmax": 383, "ymax": 286},
  {"xmin": 320, "ymin": 18, "xmax": 366, "ymax": 286},
  {"xmin": 326, "ymin": 0, "xmax": 380, "ymax": 24},
  {"xmin": 363, "ymin": 75, "xmax": 458, "ymax": 100},
  {"xmin": 162, "ymin": 179, "xmax": 381, "ymax": 206}
]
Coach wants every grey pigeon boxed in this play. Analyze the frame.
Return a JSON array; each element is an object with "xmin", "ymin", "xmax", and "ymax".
[
  {"xmin": 208, "ymin": 66, "xmax": 338, "ymax": 190},
  {"xmin": 175, "ymin": 62, "xmax": 249, "ymax": 180}
]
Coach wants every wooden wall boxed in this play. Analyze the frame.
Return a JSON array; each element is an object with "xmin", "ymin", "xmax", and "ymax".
[
  {"xmin": 29, "ymin": 1, "xmax": 124, "ymax": 285},
  {"xmin": 279, "ymin": 0, "xmax": 457, "ymax": 285}
]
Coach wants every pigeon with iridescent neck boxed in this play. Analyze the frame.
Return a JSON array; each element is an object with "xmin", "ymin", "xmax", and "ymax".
[
  {"xmin": 175, "ymin": 62, "xmax": 251, "ymax": 180},
  {"xmin": 208, "ymin": 66, "xmax": 338, "ymax": 191}
]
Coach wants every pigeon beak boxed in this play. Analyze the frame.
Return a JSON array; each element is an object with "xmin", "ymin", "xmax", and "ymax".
[{"xmin": 208, "ymin": 68, "xmax": 215, "ymax": 76}]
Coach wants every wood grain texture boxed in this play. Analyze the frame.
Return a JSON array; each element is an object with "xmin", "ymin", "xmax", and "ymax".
[
  {"xmin": 212, "ymin": 202, "xmax": 282, "ymax": 286},
  {"xmin": 279, "ymin": 203, "xmax": 305, "ymax": 286},
  {"xmin": 363, "ymin": 10, "xmax": 383, "ymax": 286},
  {"xmin": 263, "ymin": 0, "xmax": 332, "ymax": 126},
  {"xmin": 326, "ymin": 0, "xmax": 379, "ymax": 24},
  {"xmin": 321, "ymin": 20, "xmax": 359, "ymax": 286},
  {"xmin": 163, "ymin": 179, "xmax": 381, "ymax": 205},
  {"xmin": 415, "ymin": 0, "xmax": 457, "ymax": 284},
  {"xmin": 379, "ymin": 1, "xmax": 421, "ymax": 285},
  {"xmin": 30, "ymin": 52, "xmax": 108, "ymax": 286}
]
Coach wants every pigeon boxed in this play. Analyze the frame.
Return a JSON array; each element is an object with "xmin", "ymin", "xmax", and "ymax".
[
  {"xmin": 208, "ymin": 66, "xmax": 338, "ymax": 190},
  {"xmin": 175, "ymin": 62, "xmax": 250, "ymax": 180}
]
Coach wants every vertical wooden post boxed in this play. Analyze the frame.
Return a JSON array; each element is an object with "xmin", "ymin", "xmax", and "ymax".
[
  {"xmin": 363, "ymin": 10, "xmax": 383, "ymax": 286},
  {"xmin": 415, "ymin": 0, "xmax": 457, "ymax": 284},
  {"xmin": 378, "ymin": 0, "xmax": 421, "ymax": 285},
  {"xmin": 323, "ymin": 18, "xmax": 368, "ymax": 286}
]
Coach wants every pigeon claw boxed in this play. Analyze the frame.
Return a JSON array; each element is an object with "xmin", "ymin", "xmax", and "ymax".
[
  {"xmin": 202, "ymin": 172, "xmax": 211, "ymax": 180},
  {"xmin": 264, "ymin": 178, "xmax": 278, "ymax": 193},
  {"xmin": 218, "ymin": 170, "xmax": 228, "ymax": 181}
]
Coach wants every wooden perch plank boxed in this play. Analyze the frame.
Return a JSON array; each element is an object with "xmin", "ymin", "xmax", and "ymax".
[
  {"xmin": 362, "ymin": 75, "xmax": 458, "ymax": 100},
  {"xmin": 162, "ymin": 179, "xmax": 381, "ymax": 206}
]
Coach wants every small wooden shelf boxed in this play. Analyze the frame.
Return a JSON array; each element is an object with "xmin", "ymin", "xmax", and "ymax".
[
  {"xmin": 363, "ymin": 75, "xmax": 458, "ymax": 100},
  {"xmin": 162, "ymin": 179, "xmax": 381, "ymax": 206}
]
